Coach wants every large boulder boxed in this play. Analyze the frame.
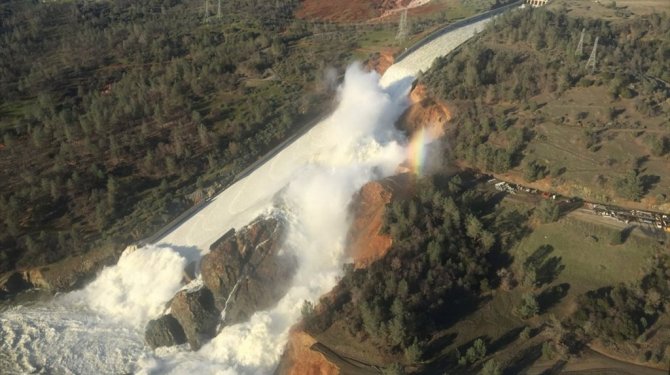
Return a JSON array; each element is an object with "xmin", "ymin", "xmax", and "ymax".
[
  {"xmin": 223, "ymin": 244, "xmax": 297, "ymax": 325},
  {"xmin": 145, "ymin": 314, "xmax": 187, "ymax": 349},
  {"xmin": 170, "ymin": 287, "xmax": 220, "ymax": 350},
  {"xmin": 0, "ymin": 272, "xmax": 31, "ymax": 298},
  {"xmin": 144, "ymin": 215, "xmax": 296, "ymax": 351},
  {"xmin": 201, "ymin": 216, "xmax": 296, "ymax": 326}
]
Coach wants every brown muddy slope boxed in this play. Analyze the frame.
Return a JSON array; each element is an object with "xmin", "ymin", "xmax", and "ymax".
[
  {"xmin": 276, "ymin": 329, "xmax": 340, "ymax": 375},
  {"xmin": 400, "ymin": 83, "xmax": 451, "ymax": 136},
  {"xmin": 346, "ymin": 175, "xmax": 413, "ymax": 269}
]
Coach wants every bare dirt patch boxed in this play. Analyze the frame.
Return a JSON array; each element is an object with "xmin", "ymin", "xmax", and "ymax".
[
  {"xmin": 278, "ymin": 329, "xmax": 341, "ymax": 375},
  {"xmin": 346, "ymin": 174, "xmax": 413, "ymax": 269}
]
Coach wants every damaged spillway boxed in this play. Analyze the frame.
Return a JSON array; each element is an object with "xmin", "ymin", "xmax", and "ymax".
[
  {"xmin": 0, "ymin": 6, "xmax": 512, "ymax": 373},
  {"xmin": 144, "ymin": 216, "xmax": 295, "ymax": 351}
]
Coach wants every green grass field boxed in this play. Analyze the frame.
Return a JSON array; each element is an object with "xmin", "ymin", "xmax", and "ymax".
[
  {"xmin": 525, "ymin": 86, "xmax": 670, "ymax": 208},
  {"xmin": 422, "ymin": 201, "xmax": 664, "ymax": 367},
  {"xmin": 512, "ymin": 217, "xmax": 661, "ymax": 296}
]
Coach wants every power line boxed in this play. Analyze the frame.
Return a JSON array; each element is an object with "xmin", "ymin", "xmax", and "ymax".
[
  {"xmin": 396, "ymin": 9, "xmax": 408, "ymax": 42},
  {"xmin": 586, "ymin": 36, "xmax": 599, "ymax": 73},
  {"xmin": 575, "ymin": 28, "xmax": 585, "ymax": 56}
]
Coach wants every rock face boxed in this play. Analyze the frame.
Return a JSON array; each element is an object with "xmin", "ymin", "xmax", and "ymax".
[
  {"xmin": 145, "ymin": 314, "xmax": 187, "ymax": 349},
  {"xmin": 170, "ymin": 287, "xmax": 220, "ymax": 350},
  {"xmin": 145, "ymin": 215, "xmax": 295, "ymax": 350},
  {"xmin": 201, "ymin": 217, "xmax": 296, "ymax": 326},
  {"xmin": 0, "ymin": 272, "xmax": 30, "ymax": 297}
]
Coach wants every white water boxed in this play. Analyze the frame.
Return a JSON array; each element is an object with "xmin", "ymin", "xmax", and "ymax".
[
  {"xmin": 0, "ymin": 12, "xmax": 506, "ymax": 373},
  {"xmin": 381, "ymin": 15, "xmax": 496, "ymax": 86}
]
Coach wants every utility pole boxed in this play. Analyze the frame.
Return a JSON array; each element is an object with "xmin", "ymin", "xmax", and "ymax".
[
  {"xmin": 217, "ymin": 0, "xmax": 221, "ymax": 19},
  {"xmin": 396, "ymin": 9, "xmax": 409, "ymax": 42},
  {"xmin": 585, "ymin": 36, "xmax": 599, "ymax": 73},
  {"xmin": 575, "ymin": 28, "xmax": 585, "ymax": 57},
  {"xmin": 204, "ymin": 0, "xmax": 209, "ymax": 22}
]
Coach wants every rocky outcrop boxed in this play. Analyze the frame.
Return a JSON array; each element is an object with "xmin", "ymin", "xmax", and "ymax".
[
  {"xmin": 0, "ymin": 243, "xmax": 121, "ymax": 298},
  {"xmin": 170, "ymin": 287, "xmax": 220, "ymax": 350},
  {"xmin": 201, "ymin": 217, "xmax": 296, "ymax": 326},
  {"xmin": 145, "ymin": 314, "xmax": 187, "ymax": 349},
  {"xmin": 0, "ymin": 272, "xmax": 31, "ymax": 298},
  {"xmin": 145, "ymin": 215, "xmax": 295, "ymax": 350}
]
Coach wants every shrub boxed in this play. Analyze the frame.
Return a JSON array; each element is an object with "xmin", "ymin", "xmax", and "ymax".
[{"xmin": 517, "ymin": 293, "xmax": 540, "ymax": 319}]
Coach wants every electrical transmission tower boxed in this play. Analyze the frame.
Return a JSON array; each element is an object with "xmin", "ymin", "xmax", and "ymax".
[
  {"xmin": 396, "ymin": 10, "xmax": 409, "ymax": 42},
  {"xmin": 575, "ymin": 28, "xmax": 585, "ymax": 56},
  {"xmin": 585, "ymin": 36, "xmax": 599, "ymax": 73}
]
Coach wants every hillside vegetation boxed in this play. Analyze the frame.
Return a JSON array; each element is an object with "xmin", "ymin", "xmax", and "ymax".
[
  {"xmin": 0, "ymin": 0, "xmax": 362, "ymax": 273},
  {"xmin": 423, "ymin": 7, "xmax": 670, "ymax": 208}
]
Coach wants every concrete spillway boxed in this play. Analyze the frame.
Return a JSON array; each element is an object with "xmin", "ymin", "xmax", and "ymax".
[
  {"xmin": 382, "ymin": 1, "xmax": 521, "ymax": 86},
  {"xmin": 161, "ymin": 5, "xmax": 516, "ymax": 254},
  {"xmin": 381, "ymin": 17, "xmax": 494, "ymax": 85}
]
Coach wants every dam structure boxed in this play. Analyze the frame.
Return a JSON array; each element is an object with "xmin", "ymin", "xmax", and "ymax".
[{"xmin": 0, "ymin": 4, "xmax": 521, "ymax": 374}]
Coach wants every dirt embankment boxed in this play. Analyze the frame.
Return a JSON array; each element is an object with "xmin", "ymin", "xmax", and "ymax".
[
  {"xmin": 400, "ymin": 83, "xmax": 452, "ymax": 137},
  {"xmin": 278, "ymin": 176, "xmax": 409, "ymax": 375},
  {"xmin": 343, "ymin": 83, "xmax": 449, "ymax": 270},
  {"xmin": 346, "ymin": 175, "xmax": 413, "ymax": 269},
  {"xmin": 365, "ymin": 49, "xmax": 395, "ymax": 75},
  {"xmin": 276, "ymin": 329, "xmax": 341, "ymax": 375}
]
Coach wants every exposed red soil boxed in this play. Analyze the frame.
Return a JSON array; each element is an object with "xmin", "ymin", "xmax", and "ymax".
[
  {"xmin": 296, "ymin": 0, "xmax": 419, "ymax": 23},
  {"xmin": 278, "ymin": 329, "xmax": 341, "ymax": 375},
  {"xmin": 365, "ymin": 49, "xmax": 395, "ymax": 75},
  {"xmin": 400, "ymin": 83, "xmax": 452, "ymax": 137},
  {"xmin": 346, "ymin": 174, "xmax": 413, "ymax": 269}
]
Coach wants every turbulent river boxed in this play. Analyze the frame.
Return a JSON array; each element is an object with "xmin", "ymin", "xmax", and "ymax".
[{"xmin": 0, "ymin": 11, "xmax": 503, "ymax": 374}]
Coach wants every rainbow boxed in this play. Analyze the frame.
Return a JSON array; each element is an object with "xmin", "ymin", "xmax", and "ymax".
[{"xmin": 407, "ymin": 127, "xmax": 431, "ymax": 176}]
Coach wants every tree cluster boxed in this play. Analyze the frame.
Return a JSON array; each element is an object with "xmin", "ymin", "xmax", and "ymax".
[
  {"xmin": 572, "ymin": 254, "xmax": 670, "ymax": 344},
  {"xmin": 0, "ymin": 0, "xmax": 358, "ymax": 271},
  {"xmin": 305, "ymin": 174, "xmax": 529, "ymax": 367}
]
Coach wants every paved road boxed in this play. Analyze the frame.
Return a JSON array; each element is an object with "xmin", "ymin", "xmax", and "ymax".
[{"xmin": 527, "ymin": 348, "xmax": 667, "ymax": 375}]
